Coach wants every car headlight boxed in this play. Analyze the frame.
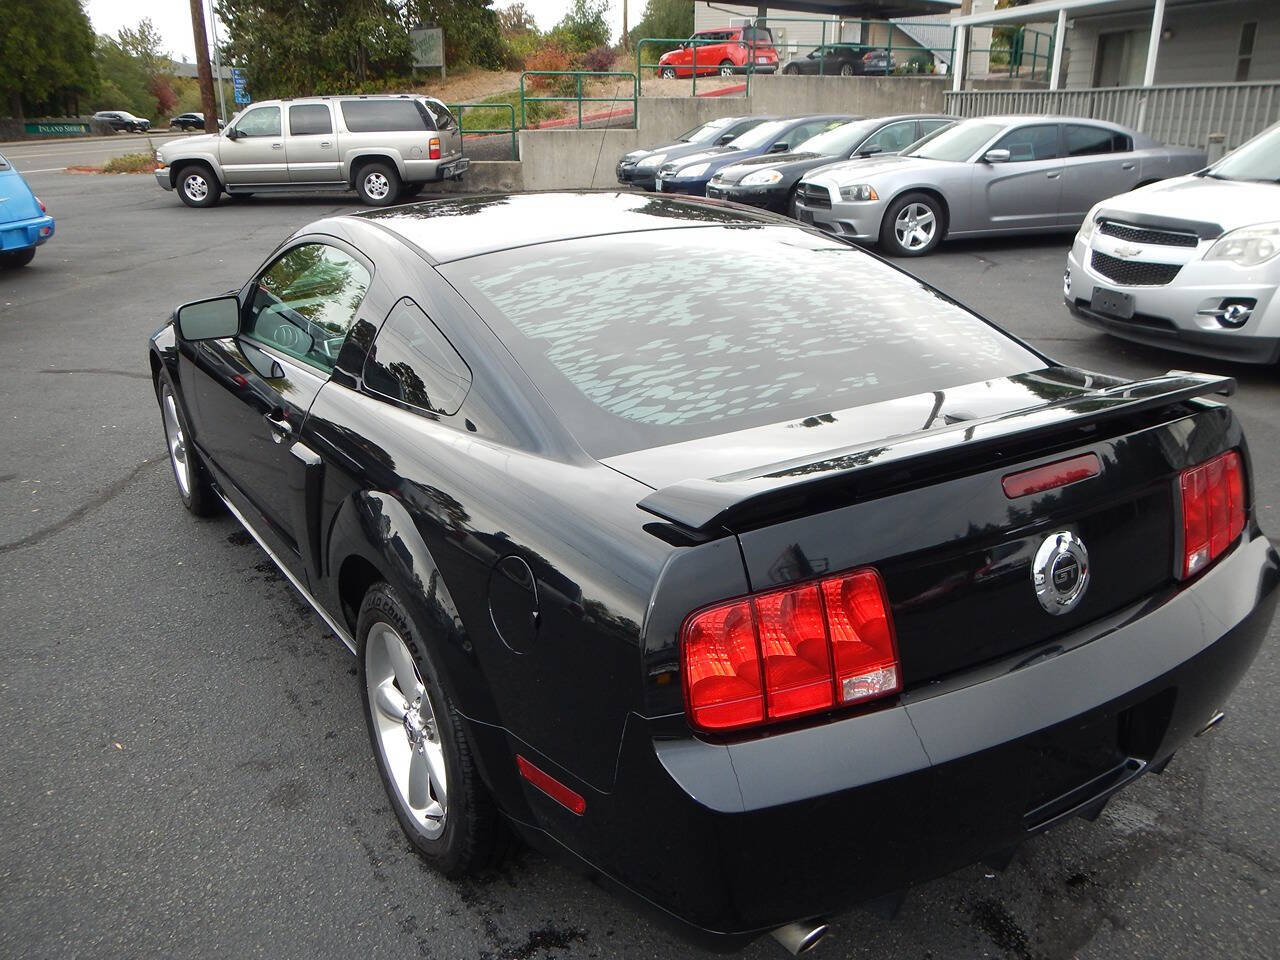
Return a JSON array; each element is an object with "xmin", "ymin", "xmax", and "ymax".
[
  {"xmin": 1077, "ymin": 205, "xmax": 1101, "ymax": 243},
  {"xmin": 741, "ymin": 169, "xmax": 783, "ymax": 186},
  {"xmin": 680, "ymin": 162, "xmax": 710, "ymax": 179},
  {"xmin": 636, "ymin": 153, "xmax": 666, "ymax": 170},
  {"xmin": 1204, "ymin": 222, "xmax": 1280, "ymax": 267},
  {"xmin": 838, "ymin": 184, "xmax": 879, "ymax": 201}
]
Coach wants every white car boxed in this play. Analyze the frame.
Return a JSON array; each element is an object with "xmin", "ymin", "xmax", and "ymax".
[{"xmin": 1065, "ymin": 122, "xmax": 1280, "ymax": 364}]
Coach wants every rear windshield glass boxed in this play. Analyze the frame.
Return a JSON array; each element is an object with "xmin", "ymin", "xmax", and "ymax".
[
  {"xmin": 341, "ymin": 99, "xmax": 431, "ymax": 133},
  {"xmin": 442, "ymin": 226, "xmax": 1039, "ymax": 457}
]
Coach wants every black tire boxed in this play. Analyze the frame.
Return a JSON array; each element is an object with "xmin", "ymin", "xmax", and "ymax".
[
  {"xmin": 355, "ymin": 161, "xmax": 402, "ymax": 206},
  {"xmin": 782, "ymin": 63, "xmax": 799, "ymax": 76},
  {"xmin": 357, "ymin": 582, "xmax": 506, "ymax": 876},
  {"xmin": 176, "ymin": 164, "xmax": 220, "ymax": 208},
  {"xmin": 1, "ymin": 248, "xmax": 36, "ymax": 268},
  {"xmin": 660, "ymin": 66, "xmax": 676, "ymax": 79},
  {"xmin": 839, "ymin": 61, "xmax": 855, "ymax": 76},
  {"xmin": 718, "ymin": 59, "xmax": 736, "ymax": 77},
  {"xmin": 879, "ymin": 191, "xmax": 945, "ymax": 257},
  {"xmin": 155, "ymin": 368, "xmax": 220, "ymax": 517}
]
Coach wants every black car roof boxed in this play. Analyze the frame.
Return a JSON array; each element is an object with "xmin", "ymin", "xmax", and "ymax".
[{"xmin": 355, "ymin": 191, "xmax": 782, "ymax": 263}]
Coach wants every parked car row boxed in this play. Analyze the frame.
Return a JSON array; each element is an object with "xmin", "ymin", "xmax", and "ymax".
[{"xmin": 620, "ymin": 113, "xmax": 1207, "ymax": 258}]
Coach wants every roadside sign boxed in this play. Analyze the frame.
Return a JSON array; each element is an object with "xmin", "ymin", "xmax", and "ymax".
[
  {"xmin": 410, "ymin": 27, "xmax": 445, "ymax": 76},
  {"xmin": 231, "ymin": 68, "xmax": 250, "ymax": 106}
]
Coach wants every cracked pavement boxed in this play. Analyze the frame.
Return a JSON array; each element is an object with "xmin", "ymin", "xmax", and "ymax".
[{"xmin": 0, "ymin": 172, "xmax": 1276, "ymax": 960}]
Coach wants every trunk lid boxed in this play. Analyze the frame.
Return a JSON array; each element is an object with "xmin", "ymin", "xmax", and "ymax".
[
  {"xmin": 0, "ymin": 167, "xmax": 41, "ymax": 224},
  {"xmin": 613, "ymin": 368, "xmax": 1236, "ymax": 686}
]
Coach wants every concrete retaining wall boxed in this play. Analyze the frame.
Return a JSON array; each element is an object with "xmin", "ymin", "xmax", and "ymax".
[
  {"xmin": 437, "ymin": 160, "xmax": 525, "ymax": 194},
  {"xmin": 516, "ymin": 77, "xmax": 951, "ymax": 190}
]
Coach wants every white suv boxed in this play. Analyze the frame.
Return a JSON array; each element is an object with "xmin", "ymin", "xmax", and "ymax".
[
  {"xmin": 155, "ymin": 95, "xmax": 468, "ymax": 208},
  {"xmin": 1065, "ymin": 121, "xmax": 1280, "ymax": 365}
]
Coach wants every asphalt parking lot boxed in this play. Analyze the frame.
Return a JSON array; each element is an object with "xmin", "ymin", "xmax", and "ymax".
[{"xmin": 1, "ymin": 169, "xmax": 1277, "ymax": 960}]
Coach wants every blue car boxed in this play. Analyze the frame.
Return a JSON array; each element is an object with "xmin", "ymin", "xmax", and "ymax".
[
  {"xmin": 0, "ymin": 151, "xmax": 55, "ymax": 268},
  {"xmin": 655, "ymin": 115, "xmax": 854, "ymax": 196}
]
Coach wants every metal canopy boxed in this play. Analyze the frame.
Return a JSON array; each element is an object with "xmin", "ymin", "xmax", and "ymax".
[{"xmin": 688, "ymin": 0, "xmax": 960, "ymax": 19}]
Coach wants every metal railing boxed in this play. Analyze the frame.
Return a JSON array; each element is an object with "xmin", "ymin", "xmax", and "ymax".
[
  {"xmin": 944, "ymin": 80, "xmax": 1280, "ymax": 149},
  {"xmin": 448, "ymin": 101, "xmax": 517, "ymax": 160},
  {"xmin": 968, "ymin": 27, "xmax": 1054, "ymax": 81},
  {"xmin": 519, "ymin": 71, "xmax": 638, "ymax": 129}
]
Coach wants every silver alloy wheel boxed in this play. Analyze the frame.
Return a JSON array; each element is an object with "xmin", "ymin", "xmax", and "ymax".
[
  {"xmin": 364, "ymin": 171, "xmax": 391, "ymax": 201},
  {"xmin": 661, "ymin": 67, "xmax": 676, "ymax": 79},
  {"xmin": 894, "ymin": 201, "xmax": 937, "ymax": 251},
  {"xmin": 840, "ymin": 62, "xmax": 854, "ymax": 76},
  {"xmin": 365, "ymin": 621, "xmax": 447, "ymax": 838},
  {"xmin": 160, "ymin": 385, "xmax": 191, "ymax": 498},
  {"xmin": 720, "ymin": 63, "xmax": 734, "ymax": 76},
  {"xmin": 183, "ymin": 173, "xmax": 209, "ymax": 202}
]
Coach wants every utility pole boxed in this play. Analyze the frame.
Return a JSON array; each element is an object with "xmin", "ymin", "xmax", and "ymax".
[
  {"xmin": 208, "ymin": 0, "xmax": 228, "ymax": 125},
  {"xmin": 189, "ymin": 0, "xmax": 219, "ymax": 133},
  {"xmin": 622, "ymin": 0, "xmax": 628, "ymax": 50}
]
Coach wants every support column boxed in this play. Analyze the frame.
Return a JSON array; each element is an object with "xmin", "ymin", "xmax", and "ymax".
[
  {"xmin": 1049, "ymin": 8, "xmax": 1066, "ymax": 90},
  {"xmin": 952, "ymin": 25, "xmax": 967, "ymax": 91},
  {"xmin": 1142, "ymin": 0, "xmax": 1165, "ymax": 86}
]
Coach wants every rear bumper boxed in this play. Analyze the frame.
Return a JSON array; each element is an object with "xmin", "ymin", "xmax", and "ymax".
[
  {"xmin": 0, "ymin": 214, "xmax": 55, "ymax": 251},
  {"xmin": 404, "ymin": 155, "xmax": 469, "ymax": 183},
  {"xmin": 518, "ymin": 532, "xmax": 1278, "ymax": 944}
]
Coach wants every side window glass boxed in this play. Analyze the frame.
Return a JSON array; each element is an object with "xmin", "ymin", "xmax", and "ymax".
[
  {"xmin": 244, "ymin": 243, "xmax": 371, "ymax": 374},
  {"xmin": 364, "ymin": 298, "xmax": 472, "ymax": 415},
  {"xmin": 862, "ymin": 121, "xmax": 918, "ymax": 154},
  {"xmin": 993, "ymin": 124, "xmax": 1060, "ymax": 161},
  {"xmin": 289, "ymin": 104, "xmax": 332, "ymax": 136},
  {"xmin": 1065, "ymin": 124, "xmax": 1126, "ymax": 156},
  {"xmin": 920, "ymin": 118, "xmax": 951, "ymax": 135},
  {"xmin": 235, "ymin": 106, "xmax": 281, "ymax": 138}
]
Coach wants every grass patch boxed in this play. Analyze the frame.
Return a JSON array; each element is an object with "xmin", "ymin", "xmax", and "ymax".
[
  {"xmin": 103, "ymin": 153, "xmax": 157, "ymax": 174},
  {"xmin": 453, "ymin": 89, "xmax": 558, "ymax": 132}
]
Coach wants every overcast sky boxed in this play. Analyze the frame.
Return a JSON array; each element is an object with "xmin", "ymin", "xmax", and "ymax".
[{"xmin": 84, "ymin": 0, "xmax": 629, "ymax": 65}]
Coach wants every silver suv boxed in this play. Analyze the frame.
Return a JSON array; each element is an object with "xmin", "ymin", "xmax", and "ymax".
[{"xmin": 155, "ymin": 95, "xmax": 468, "ymax": 208}]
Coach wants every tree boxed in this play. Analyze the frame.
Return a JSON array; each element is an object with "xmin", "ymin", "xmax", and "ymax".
[
  {"xmin": 627, "ymin": 0, "xmax": 692, "ymax": 46},
  {"xmin": 0, "ymin": 0, "xmax": 98, "ymax": 119},
  {"xmin": 497, "ymin": 2, "xmax": 538, "ymax": 36},
  {"xmin": 407, "ymin": 0, "xmax": 507, "ymax": 70},
  {"xmin": 550, "ymin": 0, "xmax": 611, "ymax": 53}
]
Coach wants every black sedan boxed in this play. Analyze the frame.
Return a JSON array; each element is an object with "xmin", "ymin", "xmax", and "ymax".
[
  {"xmin": 616, "ymin": 114, "xmax": 770, "ymax": 190},
  {"xmin": 169, "ymin": 112, "xmax": 223, "ymax": 130},
  {"xmin": 707, "ymin": 113, "xmax": 954, "ymax": 213},
  {"xmin": 92, "ymin": 110, "xmax": 150, "ymax": 133},
  {"xmin": 781, "ymin": 45, "xmax": 895, "ymax": 76},
  {"xmin": 149, "ymin": 192, "xmax": 1278, "ymax": 954}
]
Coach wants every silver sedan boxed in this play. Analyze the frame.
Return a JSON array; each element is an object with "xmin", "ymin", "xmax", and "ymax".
[{"xmin": 793, "ymin": 115, "xmax": 1207, "ymax": 256}]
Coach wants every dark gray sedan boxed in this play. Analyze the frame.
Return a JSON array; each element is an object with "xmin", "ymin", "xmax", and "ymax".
[{"xmin": 793, "ymin": 115, "xmax": 1207, "ymax": 256}]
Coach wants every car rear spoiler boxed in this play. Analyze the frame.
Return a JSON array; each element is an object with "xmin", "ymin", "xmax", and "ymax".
[{"xmin": 637, "ymin": 371, "xmax": 1236, "ymax": 533}]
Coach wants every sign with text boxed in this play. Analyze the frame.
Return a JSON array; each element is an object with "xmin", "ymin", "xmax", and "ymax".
[
  {"xmin": 231, "ymin": 67, "xmax": 250, "ymax": 105},
  {"xmin": 410, "ymin": 27, "xmax": 445, "ymax": 68}
]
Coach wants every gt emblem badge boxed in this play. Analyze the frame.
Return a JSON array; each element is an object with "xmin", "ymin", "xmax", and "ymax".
[{"xmin": 1032, "ymin": 531, "xmax": 1090, "ymax": 615}]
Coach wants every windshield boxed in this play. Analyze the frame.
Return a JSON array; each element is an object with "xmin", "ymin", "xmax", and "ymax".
[
  {"xmin": 729, "ymin": 119, "xmax": 790, "ymax": 150},
  {"xmin": 442, "ymin": 226, "xmax": 1038, "ymax": 458},
  {"xmin": 1208, "ymin": 124, "xmax": 1280, "ymax": 181},
  {"xmin": 681, "ymin": 116, "xmax": 735, "ymax": 143},
  {"xmin": 910, "ymin": 121, "xmax": 1004, "ymax": 161},
  {"xmin": 795, "ymin": 119, "xmax": 879, "ymax": 156}
]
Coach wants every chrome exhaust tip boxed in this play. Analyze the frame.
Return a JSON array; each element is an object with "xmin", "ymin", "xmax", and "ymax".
[
  {"xmin": 1196, "ymin": 710, "xmax": 1226, "ymax": 737},
  {"xmin": 770, "ymin": 920, "xmax": 829, "ymax": 955}
]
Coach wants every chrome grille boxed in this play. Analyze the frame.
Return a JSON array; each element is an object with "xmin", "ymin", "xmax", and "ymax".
[
  {"xmin": 1090, "ymin": 250, "xmax": 1182, "ymax": 286},
  {"xmin": 1099, "ymin": 221, "xmax": 1198, "ymax": 248}
]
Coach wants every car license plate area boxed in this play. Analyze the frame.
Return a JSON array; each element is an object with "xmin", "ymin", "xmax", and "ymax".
[{"xmin": 1091, "ymin": 287, "xmax": 1135, "ymax": 320}]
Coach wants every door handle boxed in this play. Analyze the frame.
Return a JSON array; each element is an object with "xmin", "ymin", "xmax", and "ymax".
[
  {"xmin": 1046, "ymin": 171, "xmax": 1061, "ymax": 179},
  {"xmin": 263, "ymin": 411, "xmax": 293, "ymax": 443},
  {"xmin": 320, "ymin": 141, "xmax": 332, "ymax": 148},
  {"xmin": 1121, "ymin": 161, "xmax": 1136, "ymax": 170},
  {"xmin": 271, "ymin": 142, "xmax": 283, "ymax": 150}
]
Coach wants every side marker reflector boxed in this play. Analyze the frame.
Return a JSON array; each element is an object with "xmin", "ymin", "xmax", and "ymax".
[{"xmin": 516, "ymin": 755, "xmax": 586, "ymax": 815}]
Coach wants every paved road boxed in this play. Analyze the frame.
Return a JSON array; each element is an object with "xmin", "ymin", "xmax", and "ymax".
[
  {"xmin": 1, "ymin": 173, "xmax": 1277, "ymax": 960},
  {"xmin": 0, "ymin": 133, "xmax": 192, "ymax": 173}
]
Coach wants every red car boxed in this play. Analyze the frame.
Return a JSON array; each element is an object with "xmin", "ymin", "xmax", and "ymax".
[{"xmin": 657, "ymin": 26, "xmax": 779, "ymax": 78}]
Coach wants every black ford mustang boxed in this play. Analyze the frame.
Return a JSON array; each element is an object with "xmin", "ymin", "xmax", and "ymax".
[{"xmin": 149, "ymin": 192, "xmax": 1277, "ymax": 954}]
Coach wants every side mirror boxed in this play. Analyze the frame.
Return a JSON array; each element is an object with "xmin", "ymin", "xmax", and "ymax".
[
  {"xmin": 858, "ymin": 144, "xmax": 885, "ymax": 157},
  {"xmin": 176, "ymin": 295, "xmax": 240, "ymax": 341},
  {"xmin": 983, "ymin": 148, "xmax": 1010, "ymax": 163},
  {"xmin": 716, "ymin": 133, "xmax": 736, "ymax": 144},
  {"xmin": 224, "ymin": 127, "xmax": 240, "ymax": 140},
  {"xmin": 768, "ymin": 141, "xmax": 789, "ymax": 153}
]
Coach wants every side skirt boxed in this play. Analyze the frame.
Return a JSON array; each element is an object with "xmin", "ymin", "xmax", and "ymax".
[{"xmin": 217, "ymin": 490, "xmax": 357, "ymax": 655}]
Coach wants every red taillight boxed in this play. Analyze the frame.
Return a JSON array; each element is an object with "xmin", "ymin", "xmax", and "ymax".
[
  {"xmin": 35, "ymin": 196, "xmax": 46, "ymax": 213},
  {"xmin": 1179, "ymin": 450, "xmax": 1245, "ymax": 578},
  {"xmin": 682, "ymin": 568, "xmax": 900, "ymax": 733},
  {"xmin": 429, "ymin": 136, "xmax": 441, "ymax": 160},
  {"xmin": 1002, "ymin": 452, "xmax": 1100, "ymax": 498}
]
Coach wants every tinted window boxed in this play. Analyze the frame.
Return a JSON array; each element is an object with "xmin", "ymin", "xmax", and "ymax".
[
  {"xmin": 341, "ymin": 99, "xmax": 430, "ymax": 133},
  {"xmin": 919, "ymin": 118, "xmax": 952, "ymax": 135},
  {"xmin": 423, "ymin": 98, "xmax": 455, "ymax": 130},
  {"xmin": 442, "ymin": 227, "xmax": 1038, "ymax": 457},
  {"xmin": 244, "ymin": 243, "xmax": 370, "ymax": 373},
  {"xmin": 1064, "ymin": 124, "xmax": 1130, "ymax": 155},
  {"xmin": 860, "ymin": 120, "xmax": 920, "ymax": 154},
  {"xmin": 289, "ymin": 104, "xmax": 332, "ymax": 136},
  {"xmin": 235, "ymin": 106, "xmax": 281, "ymax": 137},
  {"xmin": 993, "ymin": 124, "xmax": 1061, "ymax": 161},
  {"xmin": 364, "ymin": 299, "xmax": 472, "ymax": 415}
]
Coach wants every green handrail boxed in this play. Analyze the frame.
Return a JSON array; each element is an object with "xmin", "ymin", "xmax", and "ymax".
[
  {"xmin": 519, "ymin": 71, "xmax": 638, "ymax": 129},
  {"xmin": 447, "ymin": 101, "xmax": 517, "ymax": 161}
]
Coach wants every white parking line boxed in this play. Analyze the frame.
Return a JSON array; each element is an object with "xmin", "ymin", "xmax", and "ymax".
[{"xmin": 23, "ymin": 167, "xmax": 71, "ymax": 173}]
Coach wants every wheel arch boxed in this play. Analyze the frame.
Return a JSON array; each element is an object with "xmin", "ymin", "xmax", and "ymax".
[
  {"xmin": 885, "ymin": 185, "xmax": 951, "ymax": 239},
  {"xmin": 168, "ymin": 154, "xmax": 222, "ymax": 189},
  {"xmin": 347, "ymin": 152, "xmax": 405, "ymax": 188}
]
